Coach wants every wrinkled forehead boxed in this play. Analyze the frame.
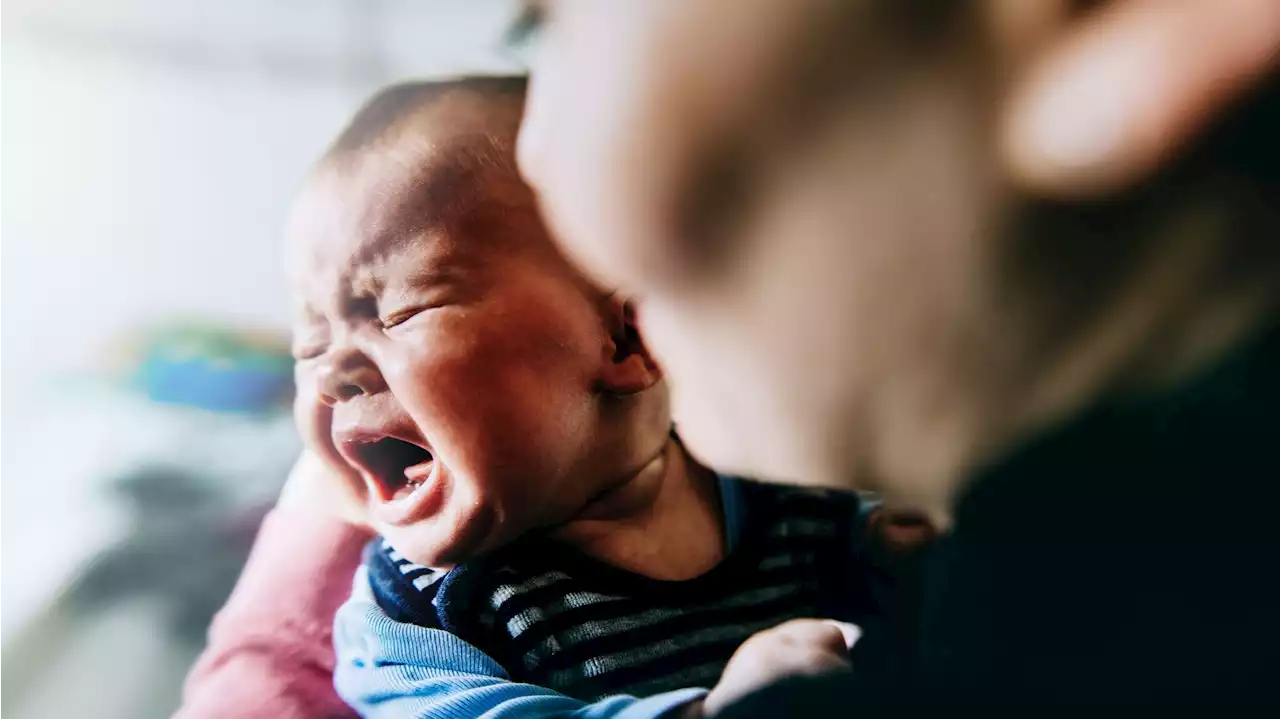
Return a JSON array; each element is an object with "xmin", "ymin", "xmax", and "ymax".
[{"xmin": 285, "ymin": 134, "xmax": 522, "ymax": 296}]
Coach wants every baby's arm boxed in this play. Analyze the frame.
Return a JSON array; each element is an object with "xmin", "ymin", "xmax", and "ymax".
[{"xmin": 334, "ymin": 567, "xmax": 708, "ymax": 719}]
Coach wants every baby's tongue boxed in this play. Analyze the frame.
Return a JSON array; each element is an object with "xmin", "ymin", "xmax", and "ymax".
[{"xmin": 394, "ymin": 462, "xmax": 432, "ymax": 501}]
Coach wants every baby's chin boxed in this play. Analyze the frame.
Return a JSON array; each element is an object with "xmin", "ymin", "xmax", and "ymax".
[{"xmin": 379, "ymin": 501, "xmax": 499, "ymax": 569}]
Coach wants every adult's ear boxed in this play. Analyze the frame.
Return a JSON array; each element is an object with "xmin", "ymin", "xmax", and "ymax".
[
  {"xmin": 598, "ymin": 295, "xmax": 663, "ymax": 395},
  {"xmin": 1001, "ymin": 0, "xmax": 1280, "ymax": 198}
]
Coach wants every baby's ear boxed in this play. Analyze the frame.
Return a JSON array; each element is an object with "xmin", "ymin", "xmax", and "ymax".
[{"xmin": 598, "ymin": 295, "xmax": 663, "ymax": 395}]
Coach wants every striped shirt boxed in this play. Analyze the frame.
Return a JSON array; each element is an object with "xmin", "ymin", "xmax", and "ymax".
[{"xmin": 365, "ymin": 477, "xmax": 877, "ymax": 702}]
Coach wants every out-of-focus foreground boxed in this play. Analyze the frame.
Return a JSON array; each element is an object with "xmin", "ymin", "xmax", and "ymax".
[{"xmin": 1, "ymin": 2, "xmax": 520, "ymax": 716}]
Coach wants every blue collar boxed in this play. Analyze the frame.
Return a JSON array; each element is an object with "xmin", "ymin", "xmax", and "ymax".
[{"xmin": 718, "ymin": 474, "xmax": 747, "ymax": 553}]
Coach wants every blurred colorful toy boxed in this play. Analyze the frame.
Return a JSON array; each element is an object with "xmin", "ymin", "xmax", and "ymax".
[{"xmin": 128, "ymin": 321, "xmax": 294, "ymax": 413}]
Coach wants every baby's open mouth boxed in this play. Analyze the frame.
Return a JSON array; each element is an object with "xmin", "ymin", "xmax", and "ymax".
[{"xmin": 348, "ymin": 437, "xmax": 434, "ymax": 502}]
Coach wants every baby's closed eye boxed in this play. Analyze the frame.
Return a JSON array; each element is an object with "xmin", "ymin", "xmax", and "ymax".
[
  {"xmin": 379, "ymin": 280, "xmax": 463, "ymax": 330},
  {"xmin": 380, "ymin": 296, "xmax": 458, "ymax": 330}
]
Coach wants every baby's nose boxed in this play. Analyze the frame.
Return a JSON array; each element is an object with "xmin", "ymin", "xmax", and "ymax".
[{"xmin": 316, "ymin": 347, "xmax": 387, "ymax": 406}]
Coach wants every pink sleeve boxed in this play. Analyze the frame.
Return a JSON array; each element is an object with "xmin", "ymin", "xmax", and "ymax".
[{"xmin": 175, "ymin": 508, "xmax": 372, "ymax": 719}]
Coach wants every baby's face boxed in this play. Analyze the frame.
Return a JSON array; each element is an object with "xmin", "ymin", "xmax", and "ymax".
[{"xmin": 288, "ymin": 145, "xmax": 617, "ymax": 567}]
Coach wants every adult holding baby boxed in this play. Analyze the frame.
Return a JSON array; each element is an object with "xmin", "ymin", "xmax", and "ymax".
[
  {"xmin": 176, "ymin": 1, "xmax": 1280, "ymax": 717},
  {"xmin": 519, "ymin": 0, "xmax": 1280, "ymax": 713}
]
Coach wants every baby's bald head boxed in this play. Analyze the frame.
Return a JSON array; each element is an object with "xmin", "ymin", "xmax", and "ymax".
[
  {"xmin": 289, "ymin": 76, "xmax": 557, "ymax": 284},
  {"xmin": 325, "ymin": 76, "xmax": 527, "ymax": 163},
  {"xmin": 287, "ymin": 74, "xmax": 603, "ymax": 347},
  {"xmin": 314, "ymin": 77, "xmax": 530, "ymax": 233}
]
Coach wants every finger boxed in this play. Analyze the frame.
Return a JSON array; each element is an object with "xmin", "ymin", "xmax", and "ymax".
[
  {"xmin": 1003, "ymin": 0, "xmax": 1280, "ymax": 198},
  {"xmin": 823, "ymin": 620, "xmax": 862, "ymax": 650},
  {"xmin": 879, "ymin": 510, "xmax": 938, "ymax": 553},
  {"xmin": 764, "ymin": 618, "xmax": 854, "ymax": 657}
]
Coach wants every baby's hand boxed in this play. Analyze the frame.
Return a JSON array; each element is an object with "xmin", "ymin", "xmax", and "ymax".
[
  {"xmin": 689, "ymin": 619, "xmax": 859, "ymax": 717},
  {"xmin": 865, "ymin": 507, "xmax": 938, "ymax": 569}
]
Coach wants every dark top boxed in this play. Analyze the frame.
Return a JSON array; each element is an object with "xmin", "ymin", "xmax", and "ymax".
[
  {"xmin": 724, "ymin": 322, "xmax": 1280, "ymax": 714},
  {"xmin": 366, "ymin": 478, "xmax": 880, "ymax": 701}
]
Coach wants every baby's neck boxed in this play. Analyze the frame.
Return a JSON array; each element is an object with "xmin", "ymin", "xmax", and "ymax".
[{"xmin": 552, "ymin": 439, "xmax": 726, "ymax": 581}]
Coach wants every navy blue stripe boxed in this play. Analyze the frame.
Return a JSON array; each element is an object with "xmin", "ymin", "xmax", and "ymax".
[
  {"xmin": 498, "ymin": 558, "xmax": 824, "ymax": 655},
  {"xmin": 522, "ymin": 583, "xmax": 822, "ymax": 672},
  {"xmin": 492, "ymin": 535, "xmax": 831, "ymax": 625}
]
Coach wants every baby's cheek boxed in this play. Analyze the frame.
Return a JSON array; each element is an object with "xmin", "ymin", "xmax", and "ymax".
[
  {"xmin": 394, "ymin": 323, "xmax": 588, "ymax": 520},
  {"xmin": 292, "ymin": 368, "xmax": 345, "ymax": 470},
  {"xmin": 291, "ymin": 374, "xmax": 323, "ymax": 444},
  {"xmin": 381, "ymin": 488, "xmax": 498, "ymax": 568}
]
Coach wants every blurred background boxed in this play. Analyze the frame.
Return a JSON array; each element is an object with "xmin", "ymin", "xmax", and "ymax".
[{"xmin": 2, "ymin": 1, "xmax": 523, "ymax": 716}]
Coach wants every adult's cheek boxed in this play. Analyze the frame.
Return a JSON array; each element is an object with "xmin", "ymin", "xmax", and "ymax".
[
  {"xmin": 518, "ymin": 2, "xmax": 656, "ymax": 290},
  {"xmin": 639, "ymin": 299, "xmax": 741, "ymax": 473},
  {"xmin": 518, "ymin": 0, "xmax": 749, "ymax": 294}
]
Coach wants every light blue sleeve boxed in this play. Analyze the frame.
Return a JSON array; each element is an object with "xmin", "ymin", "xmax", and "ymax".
[{"xmin": 333, "ymin": 567, "xmax": 707, "ymax": 719}]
